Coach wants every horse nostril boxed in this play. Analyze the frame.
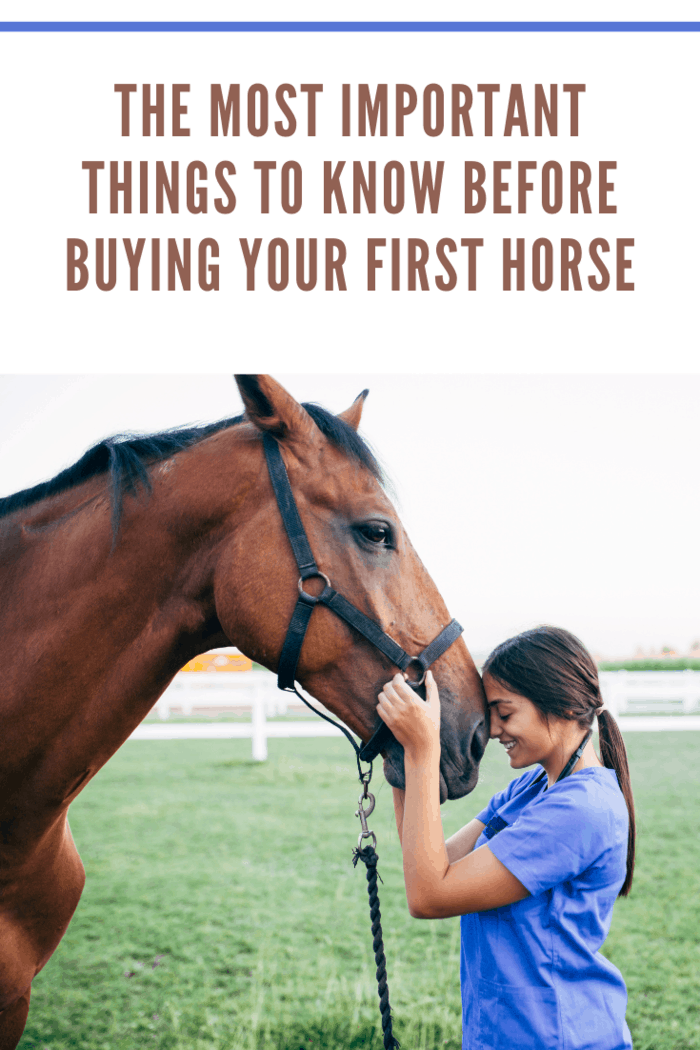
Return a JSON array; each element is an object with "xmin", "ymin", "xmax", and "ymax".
[{"xmin": 470, "ymin": 719, "xmax": 488, "ymax": 765}]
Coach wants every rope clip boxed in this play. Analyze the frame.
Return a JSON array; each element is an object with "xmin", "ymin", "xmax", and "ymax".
[{"xmin": 355, "ymin": 788, "xmax": 377, "ymax": 850}]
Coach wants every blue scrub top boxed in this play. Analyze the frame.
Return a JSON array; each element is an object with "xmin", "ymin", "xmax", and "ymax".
[{"xmin": 460, "ymin": 766, "xmax": 632, "ymax": 1050}]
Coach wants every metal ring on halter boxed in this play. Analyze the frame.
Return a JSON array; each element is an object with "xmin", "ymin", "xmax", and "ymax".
[
  {"xmin": 297, "ymin": 572, "xmax": 331, "ymax": 596},
  {"xmin": 404, "ymin": 660, "xmax": 427, "ymax": 688}
]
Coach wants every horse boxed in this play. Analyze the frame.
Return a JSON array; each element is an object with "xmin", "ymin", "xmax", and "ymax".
[{"xmin": 0, "ymin": 374, "xmax": 487, "ymax": 1049}]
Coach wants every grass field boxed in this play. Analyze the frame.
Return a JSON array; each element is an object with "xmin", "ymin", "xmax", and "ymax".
[{"xmin": 17, "ymin": 732, "xmax": 700, "ymax": 1050}]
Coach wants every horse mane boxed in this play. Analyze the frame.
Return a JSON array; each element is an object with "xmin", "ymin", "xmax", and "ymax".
[{"xmin": 0, "ymin": 404, "xmax": 384, "ymax": 536}]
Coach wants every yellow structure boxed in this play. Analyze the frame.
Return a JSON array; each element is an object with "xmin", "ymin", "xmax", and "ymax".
[{"xmin": 181, "ymin": 649, "xmax": 253, "ymax": 673}]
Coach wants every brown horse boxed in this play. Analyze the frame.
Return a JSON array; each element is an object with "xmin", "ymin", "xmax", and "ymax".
[{"xmin": 0, "ymin": 374, "xmax": 487, "ymax": 1048}]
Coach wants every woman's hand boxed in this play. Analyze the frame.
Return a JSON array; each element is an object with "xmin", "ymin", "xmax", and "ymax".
[{"xmin": 376, "ymin": 670, "xmax": 441, "ymax": 760}]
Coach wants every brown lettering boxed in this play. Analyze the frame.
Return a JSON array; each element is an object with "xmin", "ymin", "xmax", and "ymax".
[
  {"xmin": 563, "ymin": 84, "xmax": 585, "ymax": 136},
  {"xmin": 503, "ymin": 238, "xmax": 525, "ymax": 291},
  {"xmin": 254, "ymin": 160, "xmax": 276, "ymax": 213},
  {"xmin": 451, "ymin": 85, "xmax": 473, "ymax": 136},
  {"xmin": 186, "ymin": 161, "xmax": 207, "ymax": 214},
  {"xmin": 248, "ymin": 84, "xmax": 269, "ymax": 137},
  {"xmin": 325, "ymin": 239, "xmax": 347, "ymax": 290},
  {"xmin": 408, "ymin": 239, "xmax": 429, "ymax": 290},
  {"xmin": 324, "ymin": 161, "xmax": 346, "ymax": 213},
  {"xmin": 114, "ymin": 84, "xmax": 136, "ymax": 136},
  {"xmin": 561, "ymin": 239, "xmax": 582, "ymax": 291},
  {"xmin": 464, "ymin": 162, "xmax": 486, "ymax": 213},
  {"xmin": 96, "ymin": 238, "xmax": 117, "ymax": 291},
  {"xmin": 211, "ymin": 84, "xmax": 240, "ymax": 136},
  {"xmin": 168, "ymin": 238, "xmax": 191, "ymax": 290},
  {"xmin": 396, "ymin": 84, "xmax": 417, "ymax": 136},
  {"xmin": 535, "ymin": 84, "xmax": 558, "ymax": 136},
  {"xmin": 477, "ymin": 84, "xmax": 500, "ymax": 136},
  {"xmin": 300, "ymin": 84, "xmax": 323, "ymax": 136},
  {"xmin": 199, "ymin": 239, "xmax": 219, "ymax": 291},
  {"xmin": 142, "ymin": 83, "xmax": 164, "ymax": 137},
  {"xmin": 504, "ymin": 84, "xmax": 528, "ymax": 136},
  {"xmin": 588, "ymin": 238, "xmax": 610, "ymax": 290},
  {"xmin": 268, "ymin": 238, "xmax": 289, "ymax": 290},
  {"xmin": 123, "ymin": 237, "xmax": 145, "ymax": 290},
  {"xmin": 214, "ymin": 161, "xmax": 236, "ymax": 214},
  {"xmin": 296, "ymin": 239, "xmax": 317, "ymax": 290},
  {"xmin": 67, "ymin": 239, "xmax": 89, "ymax": 290},
  {"xmin": 172, "ymin": 84, "xmax": 190, "ymax": 136},
  {"xmin": 82, "ymin": 161, "xmax": 104, "ymax": 213},
  {"xmin": 435, "ymin": 238, "xmax": 457, "ymax": 291},
  {"xmin": 240, "ymin": 237, "xmax": 263, "ymax": 290},
  {"xmin": 494, "ymin": 161, "xmax": 511, "ymax": 214},
  {"xmin": 275, "ymin": 85, "xmax": 297, "ymax": 137},
  {"xmin": 460, "ymin": 238, "xmax": 484, "ymax": 291},
  {"xmin": 616, "ymin": 238, "xmax": 634, "ymax": 290},
  {"xmin": 367, "ymin": 238, "xmax": 385, "ymax": 291}
]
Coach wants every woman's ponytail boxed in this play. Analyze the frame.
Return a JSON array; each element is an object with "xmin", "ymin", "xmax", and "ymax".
[{"xmin": 596, "ymin": 708, "xmax": 636, "ymax": 896}]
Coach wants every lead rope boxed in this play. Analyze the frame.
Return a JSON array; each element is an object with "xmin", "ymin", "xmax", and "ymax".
[
  {"xmin": 285, "ymin": 683, "xmax": 400, "ymax": 1049},
  {"xmin": 352, "ymin": 770, "xmax": 401, "ymax": 1050}
]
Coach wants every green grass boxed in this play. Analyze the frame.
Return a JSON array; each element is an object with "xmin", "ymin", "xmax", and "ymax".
[
  {"xmin": 17, "ymin": 733, "xmax": 700, "ymax": 1050},
  {"xmin": 599, "ymin": 660, "xmax": 700, "ymax": 671}
]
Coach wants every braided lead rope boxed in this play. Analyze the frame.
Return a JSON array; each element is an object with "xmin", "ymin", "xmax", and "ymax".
[
  {"xmin": 283, "ymin": 684, "xmax": 400, "ymax": 1045},
  {"xmin": 351, "ymin": 806, "xmax": 401, "ymax": 1050},
  {"xmin": 352, "ymin": 845, "xmax": 400, "ymax": 1050}
]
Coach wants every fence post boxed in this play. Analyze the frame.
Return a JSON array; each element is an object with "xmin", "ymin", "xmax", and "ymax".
[
  {"xmin": 682, "ymin": 669, "xmax": 698, "ymax": 715},
  {"xmin": 599, "ymin": 671, "xmax": 624, "ymax": 718},
  {"xmin": 251, "ymin": 693, "xmax": 268, "ymax": 761}
]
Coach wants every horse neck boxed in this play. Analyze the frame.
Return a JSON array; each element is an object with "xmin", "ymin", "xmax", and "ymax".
[{"xmin": 0, "ymin": 429, "xmax": 258, "ymax": 797}]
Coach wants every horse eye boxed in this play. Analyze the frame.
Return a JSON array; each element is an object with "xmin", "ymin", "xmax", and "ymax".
[{"xmin": 358, "ymin": 523, "xmax": 391, "ymax": 545}]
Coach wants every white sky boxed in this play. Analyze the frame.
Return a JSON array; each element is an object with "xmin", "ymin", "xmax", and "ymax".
[{"xmin": 1, "ymin": 372, "xmax": 697, "ymax": 661}]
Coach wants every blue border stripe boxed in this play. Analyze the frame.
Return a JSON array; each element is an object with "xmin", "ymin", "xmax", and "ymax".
[{"xmin": 0, "ymin": 21, "xmax": 699, "ymax": 32}]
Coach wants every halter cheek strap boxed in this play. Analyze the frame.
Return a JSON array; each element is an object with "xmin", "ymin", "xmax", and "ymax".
[{"xmin": 262, "ymin": 433, "xmax": 464, "ymax": 765}]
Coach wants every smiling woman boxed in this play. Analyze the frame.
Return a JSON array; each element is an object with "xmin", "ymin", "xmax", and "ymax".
[{"xmin": 377, "ymin": 625, "xmax": 636, "ymax": 1050}]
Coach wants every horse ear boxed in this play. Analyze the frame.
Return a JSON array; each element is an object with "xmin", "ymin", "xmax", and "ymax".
[
  {"xmin": 234, "ymin": 375, "xmax": 317, "ymax": 442},
  {"xmin": 337, "ymin": 389, "xmax": 369, "ymax": 431}
]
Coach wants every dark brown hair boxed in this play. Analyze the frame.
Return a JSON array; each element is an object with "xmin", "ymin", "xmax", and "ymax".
[{"xmin": 482, "ymin": 625, "xmax": 635, "ymax": 897}]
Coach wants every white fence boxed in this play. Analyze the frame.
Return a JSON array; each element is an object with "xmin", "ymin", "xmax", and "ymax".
[
  {"xmin": 128, "ymin": 668, "xmax": 700, "ymax": 759},
  {"xmin": 599, "ymin": 670, "xmax": 700, "ymax": 716},
  {"xmin": 134, "ymin": 670, "xmax": 344, "ymax": 760},
  {"xmin": 155, "ymin": 669, "xmax": 700, "ymax": 720},
  {"xmin": 153, "ymin": 670, "xmax": 286, "ymax": 719}
]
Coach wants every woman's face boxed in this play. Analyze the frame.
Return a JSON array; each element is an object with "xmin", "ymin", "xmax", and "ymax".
[{"xmin": 483, "ymin": 673, "xmax": 574, "ymax": 772}]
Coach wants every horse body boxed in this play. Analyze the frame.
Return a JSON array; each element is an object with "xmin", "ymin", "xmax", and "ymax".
[{"xmin": 0, "ymin": 375, "xmax": 487, "ymax": 1047}]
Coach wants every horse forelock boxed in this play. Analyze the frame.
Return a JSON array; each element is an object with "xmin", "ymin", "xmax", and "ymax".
[
  {"xmin": 301, "ymin": 403, "xmax": 384, "ymax": 485},
  {"xmin": 0, "ymin": 402, "xmax": 384, "ymax": 534}
]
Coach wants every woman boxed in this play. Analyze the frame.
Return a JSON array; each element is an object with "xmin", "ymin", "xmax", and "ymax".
[{"xmin": 377, "ymin": 625, "xmax": 635, "ymax": 1050}]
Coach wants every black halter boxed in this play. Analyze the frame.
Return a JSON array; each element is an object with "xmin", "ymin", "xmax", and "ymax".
[{"xmin": 262, "ymin": 432, "xmax": 464, "ymax": 764}]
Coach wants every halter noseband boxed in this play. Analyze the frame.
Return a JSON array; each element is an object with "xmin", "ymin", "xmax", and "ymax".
[{"xmin": 263, "ymin": 432, "xmax": 464, "ymax": 763}]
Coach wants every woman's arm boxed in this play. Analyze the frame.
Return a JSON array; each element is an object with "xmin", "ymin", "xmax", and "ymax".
[
  {"xmin": 396, "ymin": 787, "xmax": 485, "ymax": 860},
  {"xmin": 377, "ymin": 673, "xmax": 529, "ymax": 919},
  {"xmin": 445, "ymin": 819, "xmax": 486, "ymax": 863},
  {"xmin": 392, "ymin": 787, "xmax": 406, "ymax": 846}
]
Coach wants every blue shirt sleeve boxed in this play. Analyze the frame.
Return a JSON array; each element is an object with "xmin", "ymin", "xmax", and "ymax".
[
  {"xmin": 485, "ymin": 776, "xmax": 617, "ymax": 895},
  {"xmin": 475, "ymin": 768, "xmax": 543, "ymax": 826}
]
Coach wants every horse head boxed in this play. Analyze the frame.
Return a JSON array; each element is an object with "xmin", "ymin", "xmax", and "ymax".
[{"xmin": 212, "ymin": 375, "xmax": 487, "ymax": 802}]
